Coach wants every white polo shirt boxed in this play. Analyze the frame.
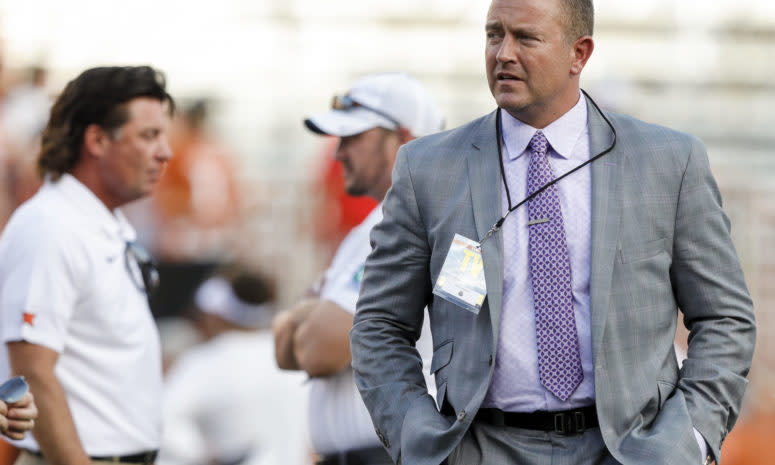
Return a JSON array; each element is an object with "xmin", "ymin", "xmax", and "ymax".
[
  {"xmin": 309, "ymin": 206, "xmax": 435, "ymax": 455},
  {"xmin": 159, "ymin": 331, "xmax": 310, "ymax": 465},
  {"xmin": 0, "ymin": 174, "xmax": 162, "ymax": 455}
]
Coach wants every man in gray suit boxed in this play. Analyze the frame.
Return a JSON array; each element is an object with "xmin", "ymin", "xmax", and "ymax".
[{"xmin": 350, "ymin": 0, "xmax": 756, "ymax": 464}]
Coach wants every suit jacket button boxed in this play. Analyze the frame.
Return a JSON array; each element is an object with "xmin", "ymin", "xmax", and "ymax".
[{"xmin": 457, "ymin": 410, "xmax": 466, "ymax": 421}]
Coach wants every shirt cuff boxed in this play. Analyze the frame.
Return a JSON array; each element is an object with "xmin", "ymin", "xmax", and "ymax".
[{"xmin": 693, "ymin": 428, "xmax": 710, "ymax": 464}]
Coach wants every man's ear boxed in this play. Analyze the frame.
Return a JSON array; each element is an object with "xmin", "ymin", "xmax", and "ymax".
[
  {"xmin": 570, "ymin": 35, "xmax": 594, "ymax": 75},
  {"xmin": 82, "ymin": 124, "xmax": 110, "ymax": 159}
]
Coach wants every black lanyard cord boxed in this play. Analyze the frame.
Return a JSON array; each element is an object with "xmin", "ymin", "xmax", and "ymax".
[{"xmin": 481, "ymin": 89, "xmax": 617, "ymax": 245}]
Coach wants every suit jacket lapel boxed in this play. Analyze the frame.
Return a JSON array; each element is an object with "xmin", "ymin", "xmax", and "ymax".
[
  {"xmin": 466, "ymin": 110, "xmax": 505, "ymax": 343},
  {"xmin": 587, "ymin": 96, "xmax": 622, "ymax": 362}
]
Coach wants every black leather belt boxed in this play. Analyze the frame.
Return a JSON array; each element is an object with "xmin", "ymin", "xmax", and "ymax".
[
  {"xmin": 27, "ymin": 449, "xmax": 158, "ymax": 464},
  {"xmin": 316, "ymin": 445, "xmax": 392, "ymax": 465},
  {"xmin": 475, "ymin": 404, "xmax": 598, "ymax": 436}
]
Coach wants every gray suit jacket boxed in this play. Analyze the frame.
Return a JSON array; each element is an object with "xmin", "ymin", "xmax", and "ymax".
[{"xmin": 350, "ymin": 96, "xmax": 756, "ymax": 465}]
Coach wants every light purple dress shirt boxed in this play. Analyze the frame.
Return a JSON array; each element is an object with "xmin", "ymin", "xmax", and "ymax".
[{"xmin": 483, "ymin": 95, "xmax": 595, "ymax": 412}]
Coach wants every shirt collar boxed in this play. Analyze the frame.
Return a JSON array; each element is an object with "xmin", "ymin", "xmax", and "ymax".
[
  {"xmin": 48, "ymin": 173, "xmax": 137, "ymax": 242},
  {"xmin": 500, "ymin": 93, "xmax": 588, "ymax": 161}
]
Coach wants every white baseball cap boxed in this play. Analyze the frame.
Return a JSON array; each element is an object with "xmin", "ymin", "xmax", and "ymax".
[
  {"xmin": 305, "ymin": 72, "xmax": 444, "ymax": 138},
  {"xmin": 195, "ymin": 276, "xmax": 274, "ymax": 328}
]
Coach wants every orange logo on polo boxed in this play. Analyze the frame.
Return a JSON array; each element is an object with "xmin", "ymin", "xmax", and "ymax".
[{"xmin": 23, "ymin": 313, "xmax": 35, "ymax": 326}]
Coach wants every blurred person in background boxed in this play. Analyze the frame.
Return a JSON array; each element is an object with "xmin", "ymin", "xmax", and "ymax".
[
  {"xmin": 0, "ymin": 66, "xmax": 174, "ymax": 465},
  {"xmin": 273, "ymin": 72, "xmax": 444, "ymax": 465},
  {"xmin": 0, "ymin": 66, "xmax": 49, "ymax": 147},
  {"xmin": 0, "ymin": 56, "xmax": 10, "ymax": 230},
  {"xmin": 158, "ymin": 267, "xmax": 309, "ymax": 465},
  {"xmin": 720, "ymin": 395, "xmax": 774, "ymax": 465},
  {"xmin": 1, "ymin": 65, "xmax": 52, "ymax": 213},
  {"xmin": 350, "ymin": 0, "xmax": 756, "ymax": 464},
  {"xmin": 148, "ymin": 98, "xmax": 241, "ymax": 262}
]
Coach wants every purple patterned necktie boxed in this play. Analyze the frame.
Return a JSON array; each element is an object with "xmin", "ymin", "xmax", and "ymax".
[{"xmin": 527, "ymin": 130, "xmax": 583, "ymax": 401}]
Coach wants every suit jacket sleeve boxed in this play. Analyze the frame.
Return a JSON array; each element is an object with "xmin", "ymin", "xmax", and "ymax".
[
  {"xmin": 351, "ymin": 145, "xmax": 448, "ymax": 464},
  {"xmin": 670, "ymin": 135, "xmax": 756, "ymax": 460}
]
